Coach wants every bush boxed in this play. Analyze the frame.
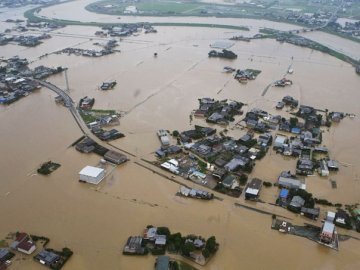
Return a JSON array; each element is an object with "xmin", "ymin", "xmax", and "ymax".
[
  {"xmin": 205, "ymin": 236, "xmax": 218, "ymax": 254},
  {"xmin": 202, "ymin": 248, "xmax": 211, "ymax": 258},
  {"xmin": 157, "ymin": 227, "xmax": 170, "ymax": 237},
  {"xmin": 263, "ymin": 181, "xmax": 272, "ymax": 187},
  {"xmin": 239, "ymin": 174, "xmax": 248, "ymax": 186},
  {"xmin": 172, "ymin": 130, "xmax": 179, "ymax": 137},
  {"xmin": 181, "ymin": 242, "xmax": 195, "ymax": 256}
]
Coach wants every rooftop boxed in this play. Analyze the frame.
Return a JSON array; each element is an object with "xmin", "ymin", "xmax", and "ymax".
[{"xmin": 79, "ymin": 166, "xmax": 104, "ymax": 177}]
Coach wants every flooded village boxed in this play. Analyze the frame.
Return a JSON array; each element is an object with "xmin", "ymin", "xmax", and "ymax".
[{"xmin": 0, "ymin": 1, "xmax": 360, "ymax": 270}]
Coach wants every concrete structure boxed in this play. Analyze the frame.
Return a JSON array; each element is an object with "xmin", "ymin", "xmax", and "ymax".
[
  {"xmin": 320, "ymin": 221, "xmax": 335, "ymax": 244},
  {"xmin": 245, "ymin": 178, "xmax": 262, "ymax": 200},
  {"xmin": 326, "ymin": 211, "xmax": 336, "ymax": 223},
  {"xmin": 318, "ymin": 160, "xmax": 329, "ymax": 176},
  {"xmin": 79, "ymin": 166, "xmax": 105, "ymax": 184}
]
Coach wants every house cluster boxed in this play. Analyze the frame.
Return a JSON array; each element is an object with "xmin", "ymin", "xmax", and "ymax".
[
  {"xmin": 208, "ymin": 49, "xmax": 237, "ymax": 59},
  {"xmin": 78, "ymin": 103, "xmax": 124, "ymax": 142},
  {"xmin": 274, "ymin": 78, "xmax": 292, "ymax": 87},
  {"xmin": 26, "ymin": 21, "xmax": 63, "ymax": 30},
  {"xmin": 234, "ymin": 68, "xmax": 262, "ymax": 84},
  {"xmin": 193, "ymin": 98, "xmax": 243, "ymax": 125},
  {"xmin": 123, "ymin": 225, "xmax": 219, "ymax": 266},
  {"xmin": 14, "ymin": 34, "xmax": 51, "ymax": 47},
  {"xmin": 90, "ymin": 125, "xmax": 124, "ymax": 142},
  {"xmin": 101, "ymin": 23, "xmax": 156, "ymax": 37},
  {"xmin": 0, "ymin": 77, "xmax": 39, "ymax": 104},
  {"xmin": 58, "ymin": 45, "xmax": 116, "ymax": 58},
  {"xmin": 123, "ymin": 227, "xmax": 167, "ymax": 255},
  {"xmin": 32, "ymin": 65, "xmax": 65, "ymax": 79},
  {"xmin": 0, "ymin": 33, "xmax": 51, "ymax": 47},
  {"xmin": 155, "ymin": 94, "xmax": 348, "ymax": 203},
  {"xmin": 179, "ymin": 186, "xmax": 214, "ymax": 200},
  {"xmin": 157, "ymin": 127, "xmax": 268, "ymax": 197},
  {"xmin": 0, "ymin": 57, "xmax": 64, "ymax": 105},
  {"xmin": 75, "ymin": 136, "xmax": 128, "ymax": 165},
  {"xmin": 0, "ymin": 0, "xmax": 55, "ymax": 8}
]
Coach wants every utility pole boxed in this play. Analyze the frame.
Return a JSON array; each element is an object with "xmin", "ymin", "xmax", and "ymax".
[{"xmin": 64, "ymin": 68, "xmax": 70, "ymax": 92}]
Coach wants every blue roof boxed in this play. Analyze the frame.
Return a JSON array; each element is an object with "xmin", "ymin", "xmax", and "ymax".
[
  {"xmin": 279, "ymin": 188, "xmax": 289, "ymax": 198},
  {"xmin": 291, "ymin": 127, "xmax": 301, "ymax": 134}
]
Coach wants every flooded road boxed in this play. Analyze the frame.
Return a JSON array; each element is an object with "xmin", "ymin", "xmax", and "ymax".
[{"xmin": 0, "ymin": 3, "xmax": 360, "ymax": 270}]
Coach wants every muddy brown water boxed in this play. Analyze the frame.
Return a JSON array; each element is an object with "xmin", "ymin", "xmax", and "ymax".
[{"xmin": 0, "ymin": 3, "xmax": 360, "ymax": 270}]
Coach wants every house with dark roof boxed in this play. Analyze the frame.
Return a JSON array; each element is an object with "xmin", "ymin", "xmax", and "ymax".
[
  {"xmin": 245, "ymin": 178, "xmax": 262, "ymax": 200},
  {"xmin": 222, "ymin": 175, "xmax": 237, "ymax": 189},
  {"xmin": 10, "ymin": 233, "xmax": 36, "ymax": 255},
  {"xmin": 34, "ymin": 250, "xmax": 60, "ymax": 266},
  {"xmin": 0, "ymin": 249, "xmax": 11, "ymax": 263},
  {"xmin": 224, "ymin": 156, "xmax": 250, "ymax": 172},
  {"xmin": 301, "ymin": 207, "xmax": 320, "ymax": 220},
  {"xmin": 288, "ymin": 196, "xmax": 305, "ymax": 212}
]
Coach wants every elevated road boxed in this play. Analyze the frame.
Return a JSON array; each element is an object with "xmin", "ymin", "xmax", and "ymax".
[{"xmin": 38, "ymin": 80, "xmax": 136, "ymax": 157}]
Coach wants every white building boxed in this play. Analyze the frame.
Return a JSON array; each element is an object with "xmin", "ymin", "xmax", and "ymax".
[{"xmin": 79, "ymin": 166, "xmax": 105, "ymax": 184}]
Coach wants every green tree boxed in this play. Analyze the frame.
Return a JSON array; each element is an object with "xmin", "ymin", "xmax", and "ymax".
[
  {"xmin": 157, "ymin": 227, "xmax": 171, "ymax": 237},
  {"xmin": 202, "ymin": 248, "xmax": 211, "ymax": 258},
  {"xmin": 182, "ymin": 241, "xmax": 195, "ymax": 256},
  {"xmin": 205, "ymin": 236, "xmax": 218, "ymax": 253},
  {"xmin": 289, "ymin": 117, "xmax": 298, "ymax": 128}
]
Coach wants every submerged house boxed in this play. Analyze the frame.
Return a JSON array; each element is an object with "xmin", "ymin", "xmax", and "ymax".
[
  {"xmin": 245, "ymin": 178, "xmax": 262, "ymax": 200},
  {"xmin": 319, "ymin": 221, "xmax": 336, "ymax": 245}
]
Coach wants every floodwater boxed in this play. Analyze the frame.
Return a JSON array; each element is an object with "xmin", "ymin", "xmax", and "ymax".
[
  {"xmin": 1, "ymin": 2, "xmax": 360, "ymax": 270},
  {"xmin": 37, "ymin": 0, "xmax": 360, "ymax": 59}
]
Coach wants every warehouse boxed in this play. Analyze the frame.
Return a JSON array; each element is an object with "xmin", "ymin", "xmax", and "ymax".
[{"xmin": 79, "ymin": 166, "xmax": 105, "ymax": 184}]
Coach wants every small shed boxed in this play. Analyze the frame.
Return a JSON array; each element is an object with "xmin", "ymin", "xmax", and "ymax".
[{"xmin": 79, "ymin": 166, "xmax": 105, "ymax": 184}]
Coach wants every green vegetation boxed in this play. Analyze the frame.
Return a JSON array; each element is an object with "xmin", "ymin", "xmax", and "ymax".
[
  {"xmin": 143, "ymin": 228, "xmax": 219, "ymax": 264},
  {"xmin": 30, "ymin": 235, "xmax": 50, "ymax": 247},
  {"xmin": 172, "ymin": 130, "xmax": 180, "ymax": 137},
  {"xmin": 37, "ymin": 161, "xmax": 61, "ymax": 175},
  {"xmin": 0, "ymin": 239, "xmax": 8, "ymax": 247},
  {"xmin": 289, "ymin": 189, "xmax": 315, "ymax": 209},
  {"xmin": 263, "ymin": 181, "xmax": 272, "ymax": 187},
  {"xmin": 174, "ymin": 261, "xmax": 199, "ymax": 270},
  {"xmin": 239, "ymin": 174, "xmax": 248, "ymax": 186}
]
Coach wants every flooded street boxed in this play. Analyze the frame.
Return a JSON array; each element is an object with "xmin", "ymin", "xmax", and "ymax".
[{"xmin": 1, "ymin": 2, "xmax": 360, "ymax": 270}]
